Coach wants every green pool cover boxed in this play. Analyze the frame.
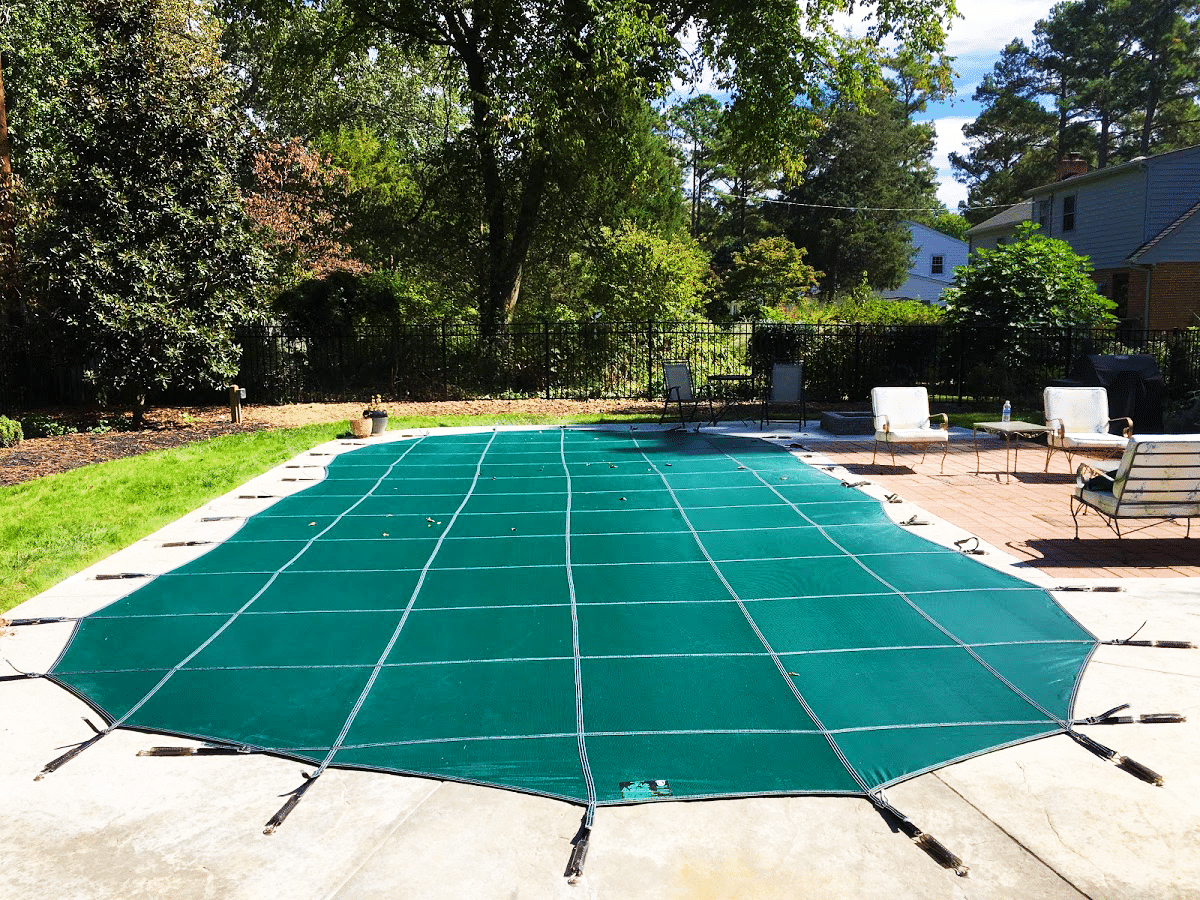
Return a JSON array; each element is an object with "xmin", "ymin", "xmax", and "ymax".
[{"xmin": 50, "ymin": 427, "xmax": 1097, "ymax": 811}]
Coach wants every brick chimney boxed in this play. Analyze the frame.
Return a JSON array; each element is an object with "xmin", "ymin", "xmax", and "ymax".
[{"xmin": 1056, "ymin": 153, "xmax": 1088, "ymax": 180}]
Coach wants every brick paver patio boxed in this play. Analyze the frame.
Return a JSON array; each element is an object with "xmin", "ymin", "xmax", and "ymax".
[{"xmin": 813, "ymin": 434, "xmax": 1199, "ymax": 579}]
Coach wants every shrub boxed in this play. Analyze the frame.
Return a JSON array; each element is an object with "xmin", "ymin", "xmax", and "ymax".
[
  {"xmin": 765, "ymin": 277, "xmax": 945, "ymax": 325},
  {"xmin": 944, "ymin": 223, "xmax": 1116, "ymax": 330},
  {"xmin": 19, "ymin": 414, "xmax": 76, "ymax": 438},
  {"xmin": 0, "ymin": 416, "xmax": 22, "ymax": 447}
]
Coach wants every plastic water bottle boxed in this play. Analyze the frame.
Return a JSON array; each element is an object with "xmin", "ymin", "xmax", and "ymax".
[{"xmin": 1002, "ymin": 400, "xmax": 1011, "ymax": 423}]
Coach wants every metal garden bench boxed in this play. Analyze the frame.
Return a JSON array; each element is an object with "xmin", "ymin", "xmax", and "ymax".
[{"xmin": 1071, "ymin": 434, "xmax": 1200, "ymax": 539}]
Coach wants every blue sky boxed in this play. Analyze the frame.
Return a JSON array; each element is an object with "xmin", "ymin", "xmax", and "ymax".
[{"xmin": 913, "ymin": 0, "xmax": 1058, "ymax": 211}]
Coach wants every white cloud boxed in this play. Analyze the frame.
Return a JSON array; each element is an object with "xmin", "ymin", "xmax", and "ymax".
[
  {"xmin": 944, "ymin": 0, "xmax": 1054, "ymax": 57},
  {"xmin": 926, "ymin": 117, "xmax": 974, "ymax": 210}
]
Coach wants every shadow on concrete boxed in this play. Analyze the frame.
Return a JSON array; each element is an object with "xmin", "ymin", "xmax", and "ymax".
[{"xmin": 1021, "ymin": 537, "xmax": 1196, "ymax": 570}]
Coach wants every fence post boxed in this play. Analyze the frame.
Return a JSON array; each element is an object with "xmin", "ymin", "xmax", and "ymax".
[
  {"xmin": 750, "ymin": 321, "xmax": 758, "ymax": 380},
  {"xmin": 646, "ymin": 321, "xmax": 654, "ymax": 398},
  {"xmin": 854, "ymin": 323, "xmax": 863, "ymax": 401},
  {"xmin": 441, "ymin": 320, "xmax": 448, "ymax": 400},
  {"xmin": 956, "ymin": 326, "xmax": 965, "ymax": 405},
  {"xmin": 543, "ymin": 320, "xmax": 551, "ymax": 400}
]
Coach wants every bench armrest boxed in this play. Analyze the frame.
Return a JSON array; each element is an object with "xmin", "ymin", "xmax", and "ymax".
[
  {"xmin": 1075, "ymin": 459, "xmax": 1119, "ymax": 490},
  {"xmin": 1108, "ymin": 417, "xmax": 1133, "ymax": 437}
]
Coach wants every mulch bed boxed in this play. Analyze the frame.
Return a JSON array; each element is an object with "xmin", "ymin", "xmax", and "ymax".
[
  {"xmin": 0, "ymin": 399, "xmax": 661, "ymax": 487},
  {"xmin": 0, "ymin": 422, "xmax": 269, "ymax": 486}
]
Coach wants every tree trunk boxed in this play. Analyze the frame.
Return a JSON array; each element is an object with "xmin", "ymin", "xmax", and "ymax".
[
  {"xmin": 456, "ymin": 20, "xmax": 546, "ymax": 340},
  {"xmin": 1140, "ymin": 82, "xmax": 1161, "ymax": 156},
  {"xmin": 1097, "ymin": 110, "xmax": 1111, "ymax": 169},
  {"xmin": 132, "ymin": 393, "xmax": 148, "ymax": 431}
]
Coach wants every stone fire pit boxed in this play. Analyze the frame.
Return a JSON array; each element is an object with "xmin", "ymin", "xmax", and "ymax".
[{"xmin": 819, "ymin": 411, "xmax": 875, "ymax": 435}]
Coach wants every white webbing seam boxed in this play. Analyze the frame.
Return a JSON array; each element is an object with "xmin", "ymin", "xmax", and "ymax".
[
  {"xmin": 312, "ymin": 431, "xmax": 501, "ymax": 777},
  {"xmin": 102, "ymin": 437, "xmax": 429, "ymax": 733},
  {"xmin": 562, "ymin": 429, "xmax": 599, "ymax": 823}
]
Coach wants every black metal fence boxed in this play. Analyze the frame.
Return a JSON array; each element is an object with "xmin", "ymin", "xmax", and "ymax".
[{"xmin": 3, "ymin": 319, "xmax": 1199, "ymax": 412}]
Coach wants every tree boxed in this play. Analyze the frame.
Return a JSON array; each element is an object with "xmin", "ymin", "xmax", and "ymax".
[
  {"xmin": 914, "ymin": 210, "xmax": 970, "ymax": 241},
  {"xmin": 568, "ymin": 223, "xmax": 709, "ymax": 322},
  {"xmin": 944, "ymin": 223, "xmax": 1116, "ymax": 329},
  {"xmin": 31, "ymin": 0, "xmax": 266, "ymax": 426},
  {"xmin": 0, "ymin": 0, "xmax": 96, "ymax": 192},
  {"xmin": 0, "ymin": 0, "xmax": 98, "ymax": 325},
  {"xmin": 949, "ymin": 41, "xmax": 1081, "ymax": 222},
  {"xmin": 220, "ymin": 0, "xmax": 955, "ymax": 336},
  {"xmin": 669, "ymin": 94, "xmax": 724, "ymax": 239},
  {"xmin": 1124, "ymin": 0, "xmax": 1200, "ymax": 156},
  {"xmin": 719, "ymin": 237, "xmax": 821, "ymax": 320},
  {"xmin": 774, "ymin": 80, "xmax": 939, "ymax": 295},
  {"xmin": 244, "ymin": 137, "xmax": 369, "ymax": 284},
  {"xmin": 1033, "ymin": 0, "xmax": 1131, "ymax": 168}
]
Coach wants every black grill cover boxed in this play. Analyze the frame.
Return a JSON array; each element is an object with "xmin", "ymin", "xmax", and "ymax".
[{"xmin": 1080, "ymin": 354, "xmax": 1164, "ymax": 433}]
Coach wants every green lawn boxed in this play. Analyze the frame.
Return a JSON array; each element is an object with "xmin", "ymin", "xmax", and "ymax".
[
  {"xmin": 945, "ymin": 411, "xmax": 1046, "ymax": 430},
  {"xmin": 0, "ymin": 412, "xmax": 655, "ymax": 614}
]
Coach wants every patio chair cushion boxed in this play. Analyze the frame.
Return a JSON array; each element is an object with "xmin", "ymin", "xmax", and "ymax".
[
  {"xmin": 871, "ymin": 387, "xmax": 947, "ymax": 444},
  {"xmin": 1077, "ymin": 485, "xmax": 1121, "ymax": 516},
  {"xmin": 1057, "ymin": 432, "xmax": 1130, "ymax": 451},
  {"xmin": 1045, "ymin": 386, "xmax": 1110, "ymax": 434},
  {"xmin": 875, "ymin": 427, "xmax": 948, "ymax": 444}
]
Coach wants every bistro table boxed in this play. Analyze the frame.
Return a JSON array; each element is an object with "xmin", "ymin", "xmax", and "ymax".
[
  {"xmin": 972, "ymin": 420, "xmax": 1051, "ymax": 483},
  {"xmin": 707, "ymin": 374, "xmax": 756, "ymax": 425}
]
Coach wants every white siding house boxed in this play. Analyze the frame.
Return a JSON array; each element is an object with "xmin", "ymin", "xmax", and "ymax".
[{"xmin": 880, "ymin": 221, "xmax": 968, "ymax": 305}]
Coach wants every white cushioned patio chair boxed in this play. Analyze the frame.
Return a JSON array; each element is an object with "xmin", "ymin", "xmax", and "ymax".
[
  {"xmin": 871, "ymin": 386, "xmax": 949, "ymax": 472},
  {"xmin": 1043, "ymin": 386, "xmax": 1132, "ymax": 472},
  {"xmin": 1070, "ymin": 434, "xmax": 1200, "ymax": 539},
  {"xmin": 659, "ymin": 362, "xmax": 710, "ymax": 428}
]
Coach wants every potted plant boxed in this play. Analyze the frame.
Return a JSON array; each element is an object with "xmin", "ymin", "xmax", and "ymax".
[
  {"xmin": 349, "ymin": 412, "xmax": 372, "ymax": 438},
  {"xmin": 364, "ymin": 395, "xmax": 389, "ymax": 435}
]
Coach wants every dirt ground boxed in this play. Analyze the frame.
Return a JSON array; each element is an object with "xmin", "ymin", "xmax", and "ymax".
[{"xmin": 0, "ymin": 399, "xmax": 659, "ymax": 486}]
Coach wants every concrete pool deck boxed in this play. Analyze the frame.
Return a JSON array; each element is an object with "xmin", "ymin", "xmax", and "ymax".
[{"xmin": 1, "ymin": 423, "xmax": 1197, "ymax": 899}]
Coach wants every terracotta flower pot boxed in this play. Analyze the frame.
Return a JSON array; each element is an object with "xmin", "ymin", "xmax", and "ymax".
[{"xmin": 350, "ymin": 417, "xmax": 372, "ymax": 438}]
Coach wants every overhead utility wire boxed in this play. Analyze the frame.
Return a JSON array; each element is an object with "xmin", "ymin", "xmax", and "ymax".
[{"xmin": 703, "ymin": 192, "xmax": 1016, "ymax": 214}]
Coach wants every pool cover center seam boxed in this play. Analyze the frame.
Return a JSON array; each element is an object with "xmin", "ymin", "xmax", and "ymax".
[{"xmin": 630, "ymin": 433, "xmax": 877, "ymax": 798}]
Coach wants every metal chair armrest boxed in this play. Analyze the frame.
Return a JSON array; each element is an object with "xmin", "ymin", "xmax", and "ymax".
[
  {"xmin": 875, "ymin": 414, "xmax": 890, "ymax": 433},
  {"xmin": 1075, "ymin": 460, "xmax": 1117, "ymax": 489},
  {"xmin": 930, "ymin": 412, "xmax": 949, "ymax": 431},
  {"xmin": 1045, "ymin": 417, "xmax": 1065, "ymax": 439},
  {"xmin": 1108, "ymin": 417, "xmax": 1133, "ymax": 437}
]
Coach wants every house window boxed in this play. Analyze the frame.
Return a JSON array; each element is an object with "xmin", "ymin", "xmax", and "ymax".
[
  {"xmin": 1062, "ymin": 195, "xmax": 1076, "ymax": 232},
  {"xmin": 1037, "ymin": 198, "xmax": 1051, "ymax": 230},
  {"xmin": 930, "ymin": 255, "xmax": 944, "ymax": 275}
]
